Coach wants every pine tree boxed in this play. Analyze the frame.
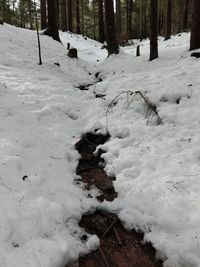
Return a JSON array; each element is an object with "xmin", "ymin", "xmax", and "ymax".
[
  {"xmin": 44, "ymin": 0, "xmax": 60, "ymax": 41},
  {"xmin": 40, "ymin": 0, "xmax": 47, "ymax": 29},
  {"xmin": 116, "ymin": 0, "xmax": 121, "ymax": 36},
  {"xmin": 76, "ymin": 0, "xmax": 81, "ymax": 34},
  {"xmin": 182, "ymin": 0, "xmax": 189, "ymax": 30},
  {"xmin": 190, "ymin": 0, "xmax": 200, "ymax": 50},
  {"xmin": 67, "ymin": 0, "xmax": 72, "ymax": 32},
  {"xmin": 98, "ymin": 0, "xmax": 104, "ymax": 43},
  {"xmin": 61, "ymin": 0, "xmax": 67, "ymax": 31},
  {"xmin": 164, "ymin": 0, "xmax": 172, "ymax": 40},
  {"xmin": 149, "ymin": 0, "xmax": 158, "ymax": 60},
  {"xmin": 104, "ymin": 0, "xmax": 119, "ymax": 55}
]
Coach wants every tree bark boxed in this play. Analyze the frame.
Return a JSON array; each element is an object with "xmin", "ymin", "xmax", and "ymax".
[
  {"xmin": 67, "ymin": 0, "xmax": 72, "ymax": 32},
  {"xmin": 76, "ymin": 0, "xmax": 81, "ymax": 34},
  {"xmin": 149, "ymin": 0, "xmax": 158, "ymax": 60},
  {"xmin": 81, "ymin": 0, "xmax": 85, "ymax": 35},
  {"xmin": 127, "ymin": 0, "xmax": 133, "ymax": 37},
  {"xmin": 45, "ymin": 0, "xmax": 60, "ymax": 41},
  {"xmin": 182, "ymin": 0, "xmax": 189, "ymax": 30},
  {"xmin": 61, "ymin": 0, "xmax": 67, "ymax": 31},
  {"xmin": 40, "ymin": 0, "xmax": 47, "ymax": 29},
  {"xmin": 116, "ymin": 0, "xmax": 121, "ymax": 36},
  {"xmin": 164, "ymin": 0, "xmax": 172, "ymax": 40},
  {"xmin": 98, "ymin": 0, "xmax": 104, "ymax": 43},
  {"xmin": 190, "ymin": 0, "xmax": 200, "ymax": 50},
  {"xmin": 104, "ymin": 0, "xmax": 119, "ymax": 55}
]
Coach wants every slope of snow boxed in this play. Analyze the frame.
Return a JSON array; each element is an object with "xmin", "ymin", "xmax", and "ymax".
[
  {"xmin": 1, "ymin": 23, "xmax": 200, "ymax": 267},
  {"xmin": 0, "ymin": 24, "xmax": 101, "ymax": 267},
  {"xmin": 84, "ymin": 33, "xmax": 200, "ymax": 267}
]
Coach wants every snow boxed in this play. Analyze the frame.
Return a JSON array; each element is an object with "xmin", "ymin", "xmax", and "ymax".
[{"xmin": 1, "ymin": 23, "xmax": 200, "ymax": 267}]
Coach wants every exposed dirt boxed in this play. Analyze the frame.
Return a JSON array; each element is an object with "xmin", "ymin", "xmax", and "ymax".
[
  {"xmin": 66, "ymin": 132, "xmax": 163, "ymax": 267},
  {"xmin": 75, "ymin": 132, "xmax": 117, "ymax": 201}
]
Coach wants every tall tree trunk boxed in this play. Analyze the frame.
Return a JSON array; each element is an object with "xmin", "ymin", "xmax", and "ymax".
[
  {"xmin": 127, "ymin": 0, "xmax": 133, "ymax": 37},
  {"xmin": 143, "ymin": 0, "xmax": 147, "ymax": 39},
  {"xmin": 98, "ymin": 0, "xmax": 104, "ymax": 43},
  {"xmin": 28, "ymin": 0, "xmax": 33, "ymax": 29},
  {"xmin": 67, "ymin": 0, "xmax": 72, "ymax": 32},
  {"xmin": 140, "ymin": 0, "xmax": 144, "ymax": 40},
  {"xmin": 149, "ymin": 0, "xmax": 158, "ymax": 60},
  {"xmin": 182, "ymin": 0, "xmax": 189, "ymax": 30},
  {"xmin": 61, "ymin": 0, "xmax": 67, "ymax": 31},
  {"xmin": 92, "ymin": 0, "xmax": 96, "ymax": 40},
  {"xmin": 116, "ymin": 0, "xmax": 121, "ymax": 36},
  {"xmin": 178, "ymin": 0, "xmax": 183, "ymax": 32},
  {"xmin": 104, "ymin": 0, "xmax": 119, "ymax": 55},
  {"xmin": 190, "ymin": 0, "xmax": 200, "ymax": 50},
  {"xmin": 76, "ymin": 0, "xmax": 81, "ymax": 34},
  {"xmin": 45, "ymin": 0, "xmax": 60, "ymax": 41},
  {"xmin": 40, "ymin": 0, "xmax": 47, "ymax": 29},
  {"xmin": 81, "ymin": 0, "xmax": 85, "ymax": 35},
  {"xmin": 56, "ymin": 0, "xmax": 60, "ymax": 29},
  {"xmin": 164, "ymin": 0, "xmax": 172, "ymax": 40}
]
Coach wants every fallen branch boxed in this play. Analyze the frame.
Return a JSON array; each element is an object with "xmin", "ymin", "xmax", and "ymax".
[{"xmin": 106, "ymin": 90, "xmax": 163, "ymax": 126}]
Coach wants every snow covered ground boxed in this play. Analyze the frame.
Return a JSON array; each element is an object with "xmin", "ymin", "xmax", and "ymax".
[{"xmin": 0, "ymin": 23, "xmax": 200, "ymax": 267}]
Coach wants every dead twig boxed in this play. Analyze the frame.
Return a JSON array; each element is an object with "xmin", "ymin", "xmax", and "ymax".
[
  {"xmin": 99, "ymin": 247, "xmax": 110, "ymax": 267},
  {"xmin": 102, "ymin": 217, "xmax": 118, "ymax": 238},
  {"xmin": 106, "ymin": 90, "xmax": 163, "ymax": 127},
  {"xmin": 114, "ymin": 226, "xmax": 122, "ymax": 246}
]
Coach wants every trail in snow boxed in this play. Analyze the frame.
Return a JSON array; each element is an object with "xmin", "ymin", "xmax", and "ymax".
[{"xmin": 1, "ymin": 23, "xmax": 200, "ymax": 267}]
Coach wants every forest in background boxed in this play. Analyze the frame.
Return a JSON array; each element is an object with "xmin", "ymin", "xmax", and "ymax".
[{"xmin": 0, "ymin": 0, "xmax": 192, "ymax": 42}]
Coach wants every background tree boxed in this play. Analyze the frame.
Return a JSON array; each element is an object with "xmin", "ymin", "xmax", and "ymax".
[
  {"xmin": 40, "ymin": 0, "xmax": 47, "ymax": 29},
  {"xmin": 116, "ymin": 0, "xmax": 121, "ymax": 37},
  {"xmin": 164, "ymin": 0, "xmax": 172, "ymax": 40},
  {"xmin": 190, "ymin": 0, "xmax": 200, "ymax": 50},
  {"xmin": 44, "ymin": 0, "xmax": 60, "ymax": 41},
  {"xmin": 60, "ymin": 0, "xmax": 67, "ymax": 31},
  {"xmin": 182, "ymin": 0, "xmax": 190, "ymax": 30},
  {"xmin": 104, "ymin": 0, "xmax": 119, "ymax": 55},
  {"xmin": 67, "ymin": 0, "xmax": 72, "ymax": 32},
  {"xmin": 98, "ymin": 0, "xmax": 104, "ymax": 43},
  {"xmin": 76, "ymin": 0, "xmax": 81, "ymax": 33},
  {"xmin": 149, "ymin": 0, "xmax": 158, "ymax": 60}
]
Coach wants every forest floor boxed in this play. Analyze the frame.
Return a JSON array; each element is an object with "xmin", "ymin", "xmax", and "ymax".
[{"xmin": 0, "ymin": 23, "xmax": 200, "ymax": 267}]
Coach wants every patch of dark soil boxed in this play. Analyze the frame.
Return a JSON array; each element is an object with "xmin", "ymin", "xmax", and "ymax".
[
  {"xmin": 75, "ymin": 83, "xmax": 93, "ymax": 91},
  {"xmin": 75, "ymin": 132, "xmax": 117, "ymax": 201},
  {"xmin": 191, "ymin": 52, "xmax": 200, "ymax": 58},
  {"xmin": 66, "ymin": 210, "xmax": 162, "ymax": 267},
  {"xmin": 68, "ymin": 131, "xmax": 163, "ymax": 267}
]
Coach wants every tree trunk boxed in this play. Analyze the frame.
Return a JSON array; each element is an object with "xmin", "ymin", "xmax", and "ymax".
[
  {"xmin": 28, "ymin": 0, "xmax": 33, "ymax": 29},
  {"xmin": 149, "ymin": 0, "xmax": 158, "ymax": 60},
  {"xmin": 81, "ymin": 0, "xmax": 85, "ymax": 35},
  {"xmin": 40, "ymin": 0, "xmax": 47, "ymax": 29},
  {"xmin": 127, "ymin": 0, "xmax": 133, "ymax": 37},
  {"xmin": 164, "ymin": 0, "xmax": 172, "ymax": 40},
  {"xmin": 98, "ymin": 0, "xmax": 104, "ymax": 43},
  {"xmin": 190, "ymin": 0, "xmax": 200, "ymax": 50},
  {"xmin": 178, "ymin": 0, "xmax": 183, "ymax": 33},
  {"xmin": 56, "ymin": 0, "xmax": 60, "ymax": 29},
  {"xmin": 140, "ymin": 0, "xmax": 144, "ymax": 40},
  {"xmin": 92, "ymin": 0, "xmax": 96, "ymax": 40},
  {"xmin": 45, "ymin": 0, "xmax": 60, "ymax": 41},
  {"xmin": 104, "ymin": 0, "xmax": 119, "ymax": 55},
  {"xmin": 76, "ymin": 0, "xmax": 81, "ymax": 34},
  {"xmin": 67, "ymin": 0, "xmax": 72, "ymax": 32},
  {"xmin": 116, "ymin": 0, "xmax": 121, "ymax": 36},
  {"xmin": 61, "ymin": 0, "xmax": 67, "ymax": 31},
  {"xmin": 182, "ymin": 0, "xmax": 189, "ymax": 30}
]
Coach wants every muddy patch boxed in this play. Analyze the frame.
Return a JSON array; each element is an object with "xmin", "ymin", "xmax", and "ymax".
[
  {"xmin": 67, "ymin": 210, "xmax": 162, "ymax": 267},
  {"xmin": 66, "ymin": 132, "xmax": 163, "ymax": 267},
  {"xmin": 75, "ymin": 132, "xmax": 117, "ymax": 201}
]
